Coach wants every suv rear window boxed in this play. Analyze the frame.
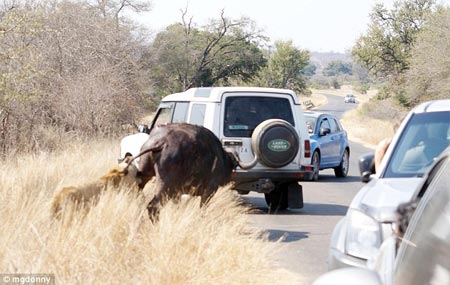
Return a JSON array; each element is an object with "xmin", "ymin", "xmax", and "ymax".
[{"xmin": 224, "ymin": 96, "xmax": 294, "ymax": 137}]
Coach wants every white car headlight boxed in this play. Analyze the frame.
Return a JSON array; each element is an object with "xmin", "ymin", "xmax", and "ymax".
[{"xmin": 345, "ymin": 209, "xmax": 382, "ymax": 260}]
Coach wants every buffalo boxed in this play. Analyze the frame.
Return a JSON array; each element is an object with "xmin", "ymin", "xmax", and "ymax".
[{"xmin": 128, "ymin": 123, "xmax": 255, "ymax": 218}]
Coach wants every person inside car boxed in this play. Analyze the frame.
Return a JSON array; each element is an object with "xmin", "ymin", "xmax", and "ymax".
[{"xmin": 374, "ymin": 137, "xmax": 392, "ymax": 173}]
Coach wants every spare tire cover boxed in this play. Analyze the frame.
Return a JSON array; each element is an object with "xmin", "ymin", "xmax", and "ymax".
[{"xmin": 252, "ymin": 119, "xmax": 300, "ymax": 168}]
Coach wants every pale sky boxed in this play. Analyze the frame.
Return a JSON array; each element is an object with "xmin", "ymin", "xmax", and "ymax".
[
  {"xmin": 133, "ymin": 0, "xmax": 449, "ymax": 53},
  {"xmin": 133, "ymin": 0, "xmax": 391, "ymax": 53}
]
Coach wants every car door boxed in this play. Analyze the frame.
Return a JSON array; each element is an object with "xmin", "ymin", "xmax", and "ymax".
[
  {"xmin": 317, "ymin": 117, "xmax": 334, "ymax": 165},
  {"xmin": 328, "ymin": 117, "xmax": 345, "ymax": 164},
  {"xmin": 393, "ymin": 153, "xmax": 450, "ymax": 285}
]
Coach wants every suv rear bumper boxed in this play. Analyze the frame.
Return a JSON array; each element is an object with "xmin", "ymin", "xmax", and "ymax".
[
  {"xmin": 231, "ymin": 168, "xmax": 312, "ymax": 194},
  {"xmin": 231, "ymin": 168, "xmax": 314, "ymax": 182}
]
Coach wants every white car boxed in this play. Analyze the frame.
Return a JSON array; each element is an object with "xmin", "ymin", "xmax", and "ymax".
[
  {"xmin": 344, "ymin": 94, "xmax": 356, "ymax": 103},
  {"xmin": 328, "ymin": 99, "xmax": 450, "ymax": 270},
  {"xmin": 119, "ymin": 87, "xmax": 314, "ymax": 210}
]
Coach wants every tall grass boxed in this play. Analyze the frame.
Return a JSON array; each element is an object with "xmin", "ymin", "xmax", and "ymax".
[
  {"xmin": 0, "ymin": 140, "xmax": 301, "ymax": 284},
  {"xmin": 340, "ymin": 96, "xmax": 407, "ymax": 148},
  {"xmin": 341, "ymin": 109, "xmax": 396, "ymax": 148}
]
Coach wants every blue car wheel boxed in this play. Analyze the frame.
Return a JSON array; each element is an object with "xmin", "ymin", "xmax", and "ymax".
[
  {"xmin": 334, "ymin": 149, "xmax": 349, "ymax": 177},
  {"xmin": 312, "ymin": 151, "xmax": 320, "ymax": 181}
]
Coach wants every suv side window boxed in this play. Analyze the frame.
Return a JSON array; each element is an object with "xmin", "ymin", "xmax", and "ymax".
[
  {"xmin": 189, "ymin": 103, "xmax": 206, "ymax": 126},
  {"xmin": 172, "ymin": 102, "xmax": 189, "ymax": 123},
  {"xmin": 152, "ymin": 104, "xmax": 173, "ymax": 127}
]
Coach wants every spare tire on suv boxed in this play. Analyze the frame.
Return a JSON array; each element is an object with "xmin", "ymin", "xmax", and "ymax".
[
  {"xmin": 250, "ymin": 119, "xmax": 303, "ymax": 212},
  {"xmin": 252, "ymin": 119, "xmax": 299, "ymax": 168}
]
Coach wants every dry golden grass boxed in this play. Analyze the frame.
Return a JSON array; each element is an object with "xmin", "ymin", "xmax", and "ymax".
[
  {"xmin": 340, "ymin": 108, "xmax": 396, "ymax": 148},
  {"xmin": 0, "ymin": 140, "xmax": 302, "ymax": 284}
]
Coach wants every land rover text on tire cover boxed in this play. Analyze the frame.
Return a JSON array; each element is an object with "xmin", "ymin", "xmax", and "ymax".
[{"xmin": 120, "ymin": 87, "xmax": 314, "ymax": 211}]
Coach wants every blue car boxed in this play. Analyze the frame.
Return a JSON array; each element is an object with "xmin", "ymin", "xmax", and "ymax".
[{"xmin": 304, "ymin": 111, "xmax": 350, "ymax": 181}]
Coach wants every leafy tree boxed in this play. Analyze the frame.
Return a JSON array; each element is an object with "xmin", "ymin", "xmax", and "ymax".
[
  {"xmin": 144, "ymin": 10, "xmax": 267, "ymax": 98},
  {"xmin": 302, "ymin": 62, "xmax": 316, "ymax": 77},
  {"xmin": 255, "ymin": 40, "xmax": 310, "ymax": 94},
  {"xmin": 331, "ymin": 78, "xmax": 341, "ymax": 89},
  {"xmin": 404, "ymin": 7, "xmax": 450, "ymax": 105},
  {"xmin": 322, "ymin": 60, "xmax": 352, "ymax": 76},
  {"xmin": 352, "ymin": 64, "xmax": 371, "ymax": 84},
  {"xmin": 353, "ymin": 0, "xmax": 435, "ymax": 78}
]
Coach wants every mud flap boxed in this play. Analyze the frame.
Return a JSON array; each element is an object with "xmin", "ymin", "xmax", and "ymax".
[{"xmin": 288, "ymin": 183, "xmax": 304, "ymax": 209}]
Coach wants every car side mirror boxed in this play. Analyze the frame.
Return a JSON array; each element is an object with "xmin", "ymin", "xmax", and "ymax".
[
  {"xmin": 319, "ymin": 127, "xmax": 331, "ymax": 136},
  {"xmin": 137, "ymin": 124, "xmax": 150, "ymax": 134},
  {"xmin": 359, "ymin": 152, "xmax": 375, "ymax": 183}
]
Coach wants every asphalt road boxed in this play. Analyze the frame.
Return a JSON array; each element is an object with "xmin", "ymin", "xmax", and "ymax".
[{"xmin": 243, "ymin": 94, "xmax": 374, "ymax": 284}]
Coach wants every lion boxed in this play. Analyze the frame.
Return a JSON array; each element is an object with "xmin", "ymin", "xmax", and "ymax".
[{"xmin": 50, "ymin": 156, "xmax": 141, "ymax": 219}]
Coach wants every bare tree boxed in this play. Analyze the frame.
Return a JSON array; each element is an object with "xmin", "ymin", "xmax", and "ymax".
[
  {"xmin": 0, "ymin": 0, "xmax": 150, "ymax": 155},
  {"xmin": 145, "ymin": 9, "xmax": 267, "ymax": 98},
  {"xmin": 88, "ymin": 0, "xmax": 151, "ymax": 26}
]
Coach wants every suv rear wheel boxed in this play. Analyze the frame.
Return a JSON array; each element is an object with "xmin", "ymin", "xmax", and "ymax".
[{"xmin": 264, "ymin": 184, "xmax": 288, "ymax": 212}]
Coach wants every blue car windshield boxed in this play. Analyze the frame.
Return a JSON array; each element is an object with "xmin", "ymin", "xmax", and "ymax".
[
  {"xmin": 304, "ymin": 116, "xmax": 317, "ymax": 133},
  {"xmin": 384, "ymin": 111, "xmax": 450, "ymax": 178}
]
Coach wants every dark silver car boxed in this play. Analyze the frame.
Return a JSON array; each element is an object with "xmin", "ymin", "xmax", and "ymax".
[
  {"xmin": 315, "ymin": 146, "xmax": 450, "ymax": 285},
  {"xmin": 328, "ymin": 99, "xmax": 450, "ymax": 270}
]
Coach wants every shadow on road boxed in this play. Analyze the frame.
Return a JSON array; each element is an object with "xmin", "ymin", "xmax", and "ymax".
[
  {"xmin": 243, "ymin": 196, "xmax": 349, "ymax": 216},
  {"xmin": 312, "ymin": 174, "xmax": 362, "ymax": 183},
  {"xmin": 263, "ymin": 229, "xmax": 309, "ymax": 243},
  {"xmin": 300, "ymin": 203, "xmax": 348, "ymax": 216},
  {"xmin": 315, "ymin": 109, "xmax": 347, "ymax": 116}
]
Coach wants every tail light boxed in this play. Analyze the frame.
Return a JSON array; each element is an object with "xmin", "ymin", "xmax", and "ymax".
[{"xmin": 304, "ymin": 139, "xmax": 311, "ymax": 158}]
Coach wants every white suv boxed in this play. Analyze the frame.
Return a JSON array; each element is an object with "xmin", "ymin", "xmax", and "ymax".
[{"xmin": 120, "ymin": 87, "xmax": 314, "ymax": 210}]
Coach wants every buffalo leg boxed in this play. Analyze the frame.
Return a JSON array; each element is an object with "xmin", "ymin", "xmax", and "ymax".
[{"xmin": 146, "ymin": 176, "xmax": 165, "ymax": 221}]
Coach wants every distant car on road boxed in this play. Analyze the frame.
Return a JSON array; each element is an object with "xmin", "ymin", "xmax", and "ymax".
[
  {"xmin": 327, "ymin": 99, "xmax": 450, "ymax": 270},
  {"xmin": 344, "ymin": 94, "xmax": 356, "ymax": 103},
  {"xmin": 304, "ymin": 111, "xmax": 350, "ymax": 181},
  {"xmin": 314, "ymin": 146, "xmax": 450, "ymax": 285}
]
